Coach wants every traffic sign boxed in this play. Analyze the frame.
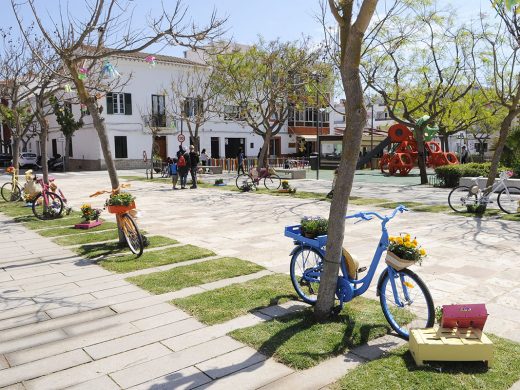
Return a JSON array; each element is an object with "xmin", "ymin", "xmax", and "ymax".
[{"xmin": 177, "ymin": 133, "xmax": 185, "ymax": 143}]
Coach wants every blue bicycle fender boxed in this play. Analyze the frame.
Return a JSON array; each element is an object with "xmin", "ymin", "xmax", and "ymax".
[{"xmin": 375, "ymin": 268, "xmax": 389, "ymax": 297}]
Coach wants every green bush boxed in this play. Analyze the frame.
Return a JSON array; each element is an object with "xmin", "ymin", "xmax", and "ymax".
[{"xmin": 434, "ymin": 163, "xmax": 513, "ymax": 188}]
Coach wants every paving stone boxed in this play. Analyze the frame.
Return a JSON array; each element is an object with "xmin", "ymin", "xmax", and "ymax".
[
  {"xmin": 84, "ymin": 318, "xmax": 204, "ymax": 360},
  {"xmin": 90, "ymin": 284, "xmax": 143, "ymax": 299},
  {"xmin": 0, "ymin": 329, "xmax": 68, "ymax": 355},
  {"xmin": 0, "ymin": 298, "xmax": 35, "ymax": 312},
  {"xmin": 0, "ymin": 311, "xmax": 50, "ymax": 331},
  {"xmin": 198, "ymin": 270, "xmax": 273, "ymax": 291},
  {"xmin": 127, "ymin": 366, "xmax": 212, "ymax": 390},
  {"xmin": 510, "ymin": 380, "xmax": 520, "ymax": 390},
  {"xmin": 158, "ymin": 286, "xmax": 206, "ymax": 301},
  {"xmin": 5, "ymin": 323, "xmax": 138, "ymax": 366},
  {"xmin": 0, "ymin": 349, "xmax": 91, "ymax": 387},
  {"xmin": 0, "ymin": 383, "xmax": 25, "ymax": 390},
  {"xmin": 131, "ymin": 309, "xmax": 190, "ymax": 331},
  {"xmin": 24, "ymin": 343, "xmax": 171, "ymax": 390},
  {"xmin": 64, "ymin": 375, "xmax": 120, "ymax": 390},
  {"xmin": 0, "ymin": 306, "xmax": 114, "ymax": 342},
  {"xmin": 110, "ymin": 336, "xmax": 244, "ymax": 388},
  {"xmin": 109, "ymin": 295, "xmax": 167, "ymax": 313},
  {"xmin": 256, "ymin": 301, "xmax": 308, "ymax": 318},
  {"xmin": 0, "ymin": 354, "xmax": 9, "ymax": 369},
  {"xmin": 196, "ymin": 347, "xmax": 266, "ymax": 379},
  {"xmin": 350, "ymin": 334, "xmax": 406, "ymax": 361},
  {"xmin": 198, "ymin": 358, "xmax": 294, "ymax": 390}
]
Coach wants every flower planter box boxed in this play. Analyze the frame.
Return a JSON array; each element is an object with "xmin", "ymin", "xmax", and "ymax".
[
  {"xmin": 385, "ymin": 251, "xmax": 416, "ymax": 270},
  {"xmin": 74, "ymin": 220, "xmax": 102, "ymax": 229},
  {"xmin": 107, "ymin": 201, "xmax": 136, "ymax": 214}
]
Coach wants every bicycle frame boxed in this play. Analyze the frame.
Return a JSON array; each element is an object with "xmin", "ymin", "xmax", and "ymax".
[{"xmin": 473, "ymin": 171, "xmax": 512, "ymax": 198}]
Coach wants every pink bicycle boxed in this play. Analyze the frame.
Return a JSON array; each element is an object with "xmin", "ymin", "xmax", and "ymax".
[{"xmin": 31, "ymin": 177, "xmax": 65, "ymax": 220}]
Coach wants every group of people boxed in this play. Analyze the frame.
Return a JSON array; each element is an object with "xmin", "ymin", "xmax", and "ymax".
[{"xmin": 167, "ymin": 145, "xmax": 209, "ymax": 190}]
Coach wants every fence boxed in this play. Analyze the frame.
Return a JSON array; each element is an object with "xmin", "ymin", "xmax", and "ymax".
[{"xmin": 207, "ymin": 157, "xmax": 309, "ymax": 173}]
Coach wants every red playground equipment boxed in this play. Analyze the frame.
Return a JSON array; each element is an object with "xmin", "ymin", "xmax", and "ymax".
[{"xmin": 379, "ymin": 123, "xmax": 458, "ymax": 176}]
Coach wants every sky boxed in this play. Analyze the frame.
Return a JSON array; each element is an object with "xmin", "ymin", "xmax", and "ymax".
[{"xmin": 0, "ymin": 0, "xmax": 497, "ymax": 58}]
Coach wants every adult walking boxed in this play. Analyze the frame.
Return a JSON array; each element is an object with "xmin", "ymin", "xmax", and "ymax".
[
  {"xmin": 237, "ymin": 147, "xmax": 245, "ymax": 175},
  {"xmin": 460, "ymin": 145, "xmax": 469, "ymax": 164},
  {"xmin": 189, "ymin": 145, "xmax": 200, "ymax": 189},
  {"xmin": 177, "ymin": 149, "xmax": 189, "ymax": 189}
]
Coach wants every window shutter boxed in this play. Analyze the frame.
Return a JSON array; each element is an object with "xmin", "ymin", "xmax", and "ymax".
[
  {"xmin": 106, "ymin": 93, "xmax": 113, "ymax": 114},
  {"xmin": 124, "ymin": 93, "xmax": 132, "ymax": 115},
  {"xmin": 196, "ymin": 98, "xmax": 203, "ymax": 116}
]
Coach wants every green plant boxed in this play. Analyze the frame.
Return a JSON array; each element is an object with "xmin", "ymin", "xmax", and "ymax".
[
  {"xmin": 435, "ymin": 306, "xmax": 443, "ymax": 324},
  {"xmin": 80, "ymin": 203, "xmax": 102, "ymax": 221},
  {"xmin": 281, "ymin": 180, "xmax": 290, "ymax": 189},
  {"xmin": 214, "ymin": 178, "xmax": 224, "ymax": 185},
  {"xmin": 434, "ymin": 163, "xmax": 514, "ymax": 188},
  {"xmin": 300, "ymin": 216, "xmax": 328, "ymax": 237},
  {"xmin": 388, "ymin": 233, "xmax": 426, "ymax": 263},
  {"xmin": 466, "ymin": 203, "xmax": 487, "ymax": 215},
  {"xmin": 239, "ymin": 182, "xmax": 253, "ymax": 192},
  {"xmin": 107, "ymin": 192, "xmax": 135, "ymax": 206}
]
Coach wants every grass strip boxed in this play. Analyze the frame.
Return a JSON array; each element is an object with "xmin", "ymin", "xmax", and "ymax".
[
  {"xmin": 410, "ymin": 204, "xmax": 452, "ymax": 213},
  {"xmin": 0, "ymin": 202, "xmax": 33, "ymax": 217},
  {"xmin": 37, "ymin": 222, "xmax": 117, "ymax": 237},
  {"xmin": 73, "ymin": 235, "xmax": 178, "ymax": 259},
  {"xmin": 501, "ymin": 213, "xmax": 520, "ymax": 221},
  {"xmin": 99, "ymin": 244, "xmax": 215, "ymax": 273},
  {"xmin": 229, "ymin": 297, "xmax": 412, "ymax": 370},
  {"xmin": 379, "ymin": 201, "xmax": 424, "ymax": 209},
  {"xmin": 53, "ymin": 229, "xmax": 119, "ymax": 246},
  {"xmin": 19, "ymin": 212, "xmax": 84, "ymax": 229},
  {"xmin": 331, "ymin": 335, "xmax": 520, "ymax": 390},
  {"xmin": 127, "ymin": 257, "xmax": 264, "ymax": 294},
  {"xmin": 172, "ymin": 274, "xmax": 298, "ymax": 325}
]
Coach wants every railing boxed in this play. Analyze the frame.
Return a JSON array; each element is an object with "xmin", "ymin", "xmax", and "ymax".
[{"xmin": 207, "ymin": 157, "xmax": 309, "ymax": 173}]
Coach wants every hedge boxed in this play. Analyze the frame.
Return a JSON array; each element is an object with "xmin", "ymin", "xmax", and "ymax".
[{"xmin": 434, "ymin": 163, "xmax": 514, "ymax": 188}]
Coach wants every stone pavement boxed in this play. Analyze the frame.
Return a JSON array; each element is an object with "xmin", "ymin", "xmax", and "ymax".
[{"xmin": 1, "ymin": 170, "xmax": 520, "ymax": 388}]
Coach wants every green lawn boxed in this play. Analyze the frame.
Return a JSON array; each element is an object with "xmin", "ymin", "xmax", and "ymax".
[
  {"xmin": 73, "ymin": 235, "xmax": 178, "ymax": 259},
  {"xmin": 349, "ymin": 197, "xmax": 389, "ymax": 206},
  {"xmin": 37, "ymin": 222, "xmax": 117, "ymax": 237},
  {"xmin": 172, "ymin": 274, "xmax": 298, "ymax": 325},
  {"xmin": 379, "ymin": 201, "xmax": 424, "ymax": 209},
  {"xmin": 411, "ymin": 204, "xmax": 452, "ymax": 213},
  {"xmin": 332, "ymin": 335, "xmax": 520, "ymax": 390},
  {"xmin": 501, "ymin": 213, "xmax": 520, "ymax": 221},
  {"xmin": 99, "ymin": 244, "xmax": 215, "ymax": 273},
  {"xmin": 229, "ymin": 297, "xmax": 412, "ymax": 370},
  {"xmin": 0, "ymin": 202, "xmax": 33, "ymax": 217},
  {"xmin": 127, "ymin": 257, "xmax": 264, "ymax": 294},
  {"xmin": 53, "ymin": 229, "xmax": 120, "ymax": 246}
]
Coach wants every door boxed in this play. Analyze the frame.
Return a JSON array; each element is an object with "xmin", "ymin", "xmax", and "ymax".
[
  {"xmin": 52, "ymin": 139, "xmax": 58, "ymax": 157},
  {"xmin": 155, "ymin": 136, "xmax": 167, "ymax": 161},
  {"xmin": 225, "ymin": 137, "xmax": 245, "ymax": 158},
  {"xmin": 269, "ymin": 137, "xmax": 281, "ymax": 157},
  {"xmin": 211, "ymin": 137, "xmax": 220, "ymax": 158}
]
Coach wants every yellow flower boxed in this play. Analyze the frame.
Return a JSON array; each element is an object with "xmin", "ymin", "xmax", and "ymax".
[
  {"xmin": 404, "ymin": 234, "xmax": 411, "ymax": 242},
  {"xmin": 419, "ymin": 248, "xmax": 426, "ymax": 256},
  {"xmin": 389, "ymin": 236, "xmax": 395, "ymax": 242},
  {"xmin": 404, "ymin": 241, "xmax": 412, "ymax": 248},
  {"xmin": 396, "ymin": 237, "xmax": 403, "ymax": 245},
  {"xmin": 410, "ymin": 242, "xmax": 417, "ymax": 248},
  {"xmin": 412, "ymin": 239, "xmax": 418, "ymax": 246}
]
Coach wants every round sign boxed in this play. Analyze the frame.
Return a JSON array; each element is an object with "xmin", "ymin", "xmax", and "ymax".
[{"xmin": 177, "ymin": 133, "xmax": 186, "ymax": 143}]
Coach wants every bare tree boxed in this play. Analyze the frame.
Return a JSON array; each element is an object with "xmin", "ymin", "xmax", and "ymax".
[
  {"xmin": 313, "ymin": 0, "xmax": 379, "ymax": 320},
  {"xmin": 210, "ymin": 38, "xmax": 324, "ymax": 168},
  {"xmin": 363, "ymin": 2, "xmax": 478, "ymax": 183},
  {"xmin": 0, "ymin": 30, "xmax": 38, "ymax": 171}
]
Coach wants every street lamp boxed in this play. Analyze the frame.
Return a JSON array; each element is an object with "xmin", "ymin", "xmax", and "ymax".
[{"xmin": 311, "ymin": 71, "xmax": 323, "ymax": 180}]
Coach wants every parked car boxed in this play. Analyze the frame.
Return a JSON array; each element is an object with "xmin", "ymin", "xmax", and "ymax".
[{"xmin": 17, "ymin": 153, "xmax": 40, "ymax": 169}]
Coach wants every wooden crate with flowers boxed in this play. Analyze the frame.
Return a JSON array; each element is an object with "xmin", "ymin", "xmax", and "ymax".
[
  {"xmin": 386, "ymin": 233, "xmax": 426, "ymax": 270},
  {"xmin": 75, "ymin": 204, "xmax": 103, "ymax": 229},
  {"xmin": 278, "ymin": 180, "xmax": 297, "ymax": 194}
]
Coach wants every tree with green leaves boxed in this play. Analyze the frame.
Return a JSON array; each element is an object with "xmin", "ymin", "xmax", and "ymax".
[
  {"xmin": 50, "ymin": 95, "xmax": 84, "ymax": 172},
  {"xmin": 209, "ymin": 39, "xmax": 327, "ymax": 168}
]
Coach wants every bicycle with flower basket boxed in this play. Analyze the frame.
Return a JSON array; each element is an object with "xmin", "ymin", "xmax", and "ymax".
[
  {"xmin": 90, "ymin": 186, "xmax": 143, "ymax": 257},
  {"xmin": 1, "ymin": 166, "xmax": 22, "ymax": 202},
  {"xmin": 285, "ymin": 205, "xmax": 434, "ymax": 339}
]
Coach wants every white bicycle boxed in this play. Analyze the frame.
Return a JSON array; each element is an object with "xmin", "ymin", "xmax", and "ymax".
[{"xmin": 448, "ymin": 170, "xmax": 520, "ymax": 214}]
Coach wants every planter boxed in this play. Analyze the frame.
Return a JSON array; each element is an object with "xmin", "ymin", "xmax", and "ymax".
[
  {"xmin": 466, "ymin": 204, "xmax": 486, "ymax": 215},
  {"xmin": 385, "ymin": 251, "xmax": 417, "ymax": 271},
  {"xmin": 74, "ymin": 220, "xmax": 102, "ymax": 229},
  {"xmin": 107, "ymin": 201, "xmax": 136, "ymax": 214}
]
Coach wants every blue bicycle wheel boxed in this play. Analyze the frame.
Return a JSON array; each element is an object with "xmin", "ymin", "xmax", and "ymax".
[
  {"xmin": 290, "ymin": 246, "xmax": 323, "ymax": 304},
  {"xmin": 379, "ymin": 267, "xmax": 434, "ymax": 339}
]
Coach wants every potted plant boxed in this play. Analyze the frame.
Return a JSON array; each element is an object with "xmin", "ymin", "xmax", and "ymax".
[
  {"xmin": 385, "ymin": 233, "xmax": 427, "ymax": 270},
  {"xmin": 214, "ymin": 178, "xmax": 225, "ymax": 186},
  {"xmin": 239, "ymin": 182, "xmax": 254, "ymax": 192},
  {"xmin": 300, "ymin": 216, "xmax": 328, "ymax": 239},
  {"xmin": 106, "ymin": 192, "xmax": 136, "ymax": 214},
  {"xmin": 278, "ymin": 180, "xmax": 297, "ymax": 194},
  {"xmin": 75, "ymin": 203, "xmax": 103, "ymax": 229},
  {"xmin": 466, "ymin": 203, "xmax": 487, "ymax": 215}
]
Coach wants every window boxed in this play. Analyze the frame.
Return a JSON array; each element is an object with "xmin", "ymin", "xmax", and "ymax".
[
  {"xmin": 151, "ymin": 95, "xmax": 166, "ymax": 127},
  {"xmin": 106, "ymin": 93, "xmax": 132, "ymax": 115},
  {"xmin": 114, "ymin": 136, "xmax": 128, "ymax": 158},
  {"xmin": 288, "ymin": 106, "xmax": 329, "ymax": 127},
  {"xmin": 183, "ymin": 97, "xmax": 203, "ymax": 117},
  {"xmin": 68, "ymin": 138, "xmax": 73, "ymax": 157},
  {"xmin": 224, "ymin": 105, "xmax": 245, "ymax": 121},
  {"xmin": 475, "ymin": 143, "xmax": 488, "ymax": 153},
  {"xmin": 375, "ymin": 111, "xmax": 388, "ymax": 121}
]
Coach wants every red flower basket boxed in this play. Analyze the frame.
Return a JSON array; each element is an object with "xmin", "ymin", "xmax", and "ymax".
[{"xmin": 107, "ymin": 201, "xmax": 136, "ymax": 214}]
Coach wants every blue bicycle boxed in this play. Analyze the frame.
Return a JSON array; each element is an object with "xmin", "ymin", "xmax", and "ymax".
[{"xmin": 285, "ymin": 205, "xmax": 434, "ymax": 339}]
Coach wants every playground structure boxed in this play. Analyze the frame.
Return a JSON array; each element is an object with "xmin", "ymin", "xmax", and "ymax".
[{"xmin": 357, "ymin": 122, "xmax": 458, "ymax": 176}]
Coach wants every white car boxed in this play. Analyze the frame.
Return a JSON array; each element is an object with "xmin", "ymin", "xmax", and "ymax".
[{"xmin": 17, "ymin": 153, "xmax": 39, "ymax": 168}]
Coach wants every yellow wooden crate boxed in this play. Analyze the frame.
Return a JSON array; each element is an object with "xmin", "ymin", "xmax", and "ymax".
[{"xmin": 409, "ymin": 327, "xmax": 494, "ymax": 367}]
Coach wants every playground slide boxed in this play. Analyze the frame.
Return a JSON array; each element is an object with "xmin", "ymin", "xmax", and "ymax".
[{"xmin": 356, "ymin": 136, "xmax": 391, "ymax": 170}]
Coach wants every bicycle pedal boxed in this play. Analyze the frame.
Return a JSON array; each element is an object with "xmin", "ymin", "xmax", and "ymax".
[{"xmin": 357, "ymin": 267, "xmax": 367, "ymax": 273}]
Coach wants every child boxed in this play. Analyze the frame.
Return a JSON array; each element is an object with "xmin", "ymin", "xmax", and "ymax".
[{"xmin": 170, "ymin": 158, "xmax": 179, "ymax": 189}]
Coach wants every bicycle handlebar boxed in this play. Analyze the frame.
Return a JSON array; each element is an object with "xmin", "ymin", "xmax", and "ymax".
[
  {"xmin": 90, "ymin": 183, "xmax": 131, "ymax": 198},
  {"xmin": 345, "ymin": 205, "xmax": 408, "ymax": 222}
]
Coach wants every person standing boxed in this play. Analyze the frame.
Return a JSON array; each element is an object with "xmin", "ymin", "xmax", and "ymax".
[
  {"xmin": 237, "ymin": 147, "xmax": 245, "ymax": 175},
  {"xmin": 200, "ymin": 149, "xmax": 209, "ymax": 166},
  {"xmin": 189, "ymin": 145, "xmax": 199, "ymax": 189},
  {"xmin": 177, "ymin": 151, "xmax": 189, "ymax": 189},
  {"xmin": 460, "ymin": 145, "xmax": 469, "ymax": 164},
  {"xmin": 176, "ymin": 145, "xmax": 185, "ymax": 159},
  {"xmin": 169, "ymin": 158, "xmax": 179, "ymax": 189}
]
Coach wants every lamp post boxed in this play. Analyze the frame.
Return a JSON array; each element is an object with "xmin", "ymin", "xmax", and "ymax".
[
  {"xmin": 311, "ymin": 71, "xmax": 323, "ymax": 180},
  {"xmin": 370, "ymin": 103, "xmax": 374, "ymax": 169}
]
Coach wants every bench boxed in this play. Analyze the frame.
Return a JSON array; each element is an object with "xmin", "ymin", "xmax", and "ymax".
[
  {"xmin": 199, "ymin": 165, "xmax": 223, "ymax": 174},
  {"xmin": 275, "ymin": 169, "xmax": 306, "ymax": 179},
  {"xmin": 459, "ymin": 176, "xmax": 520, "ymax": 190}
]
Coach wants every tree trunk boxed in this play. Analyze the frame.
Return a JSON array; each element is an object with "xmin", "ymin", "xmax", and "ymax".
[
  {"xmin": 415, "ymin": 126, "xmax": 428, "ymax": 184},
  {"xmin": 150, "ymin": 135, "xmax": 155, "ymax": 179},
  {"xmin": 12, "ymin": 137, "xmax": 20, "ymax": 171},
  {"xmin": 258, "ymin": 128, "xmax": 272, "ymax": 169},
  {"xmin": 64, "ymin": 134, "xmax": 71, "ymax": 172},
  {"xmin": 37, "ymin": 117, "xmax": 50, "ymax": 184},
  {"xmin": 486, "ymin": 110, "xmax": 518, "ymax": 187},
  {"xmin": 314, "ymin": 45, "xmax": 367, "ymax": 321}
]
